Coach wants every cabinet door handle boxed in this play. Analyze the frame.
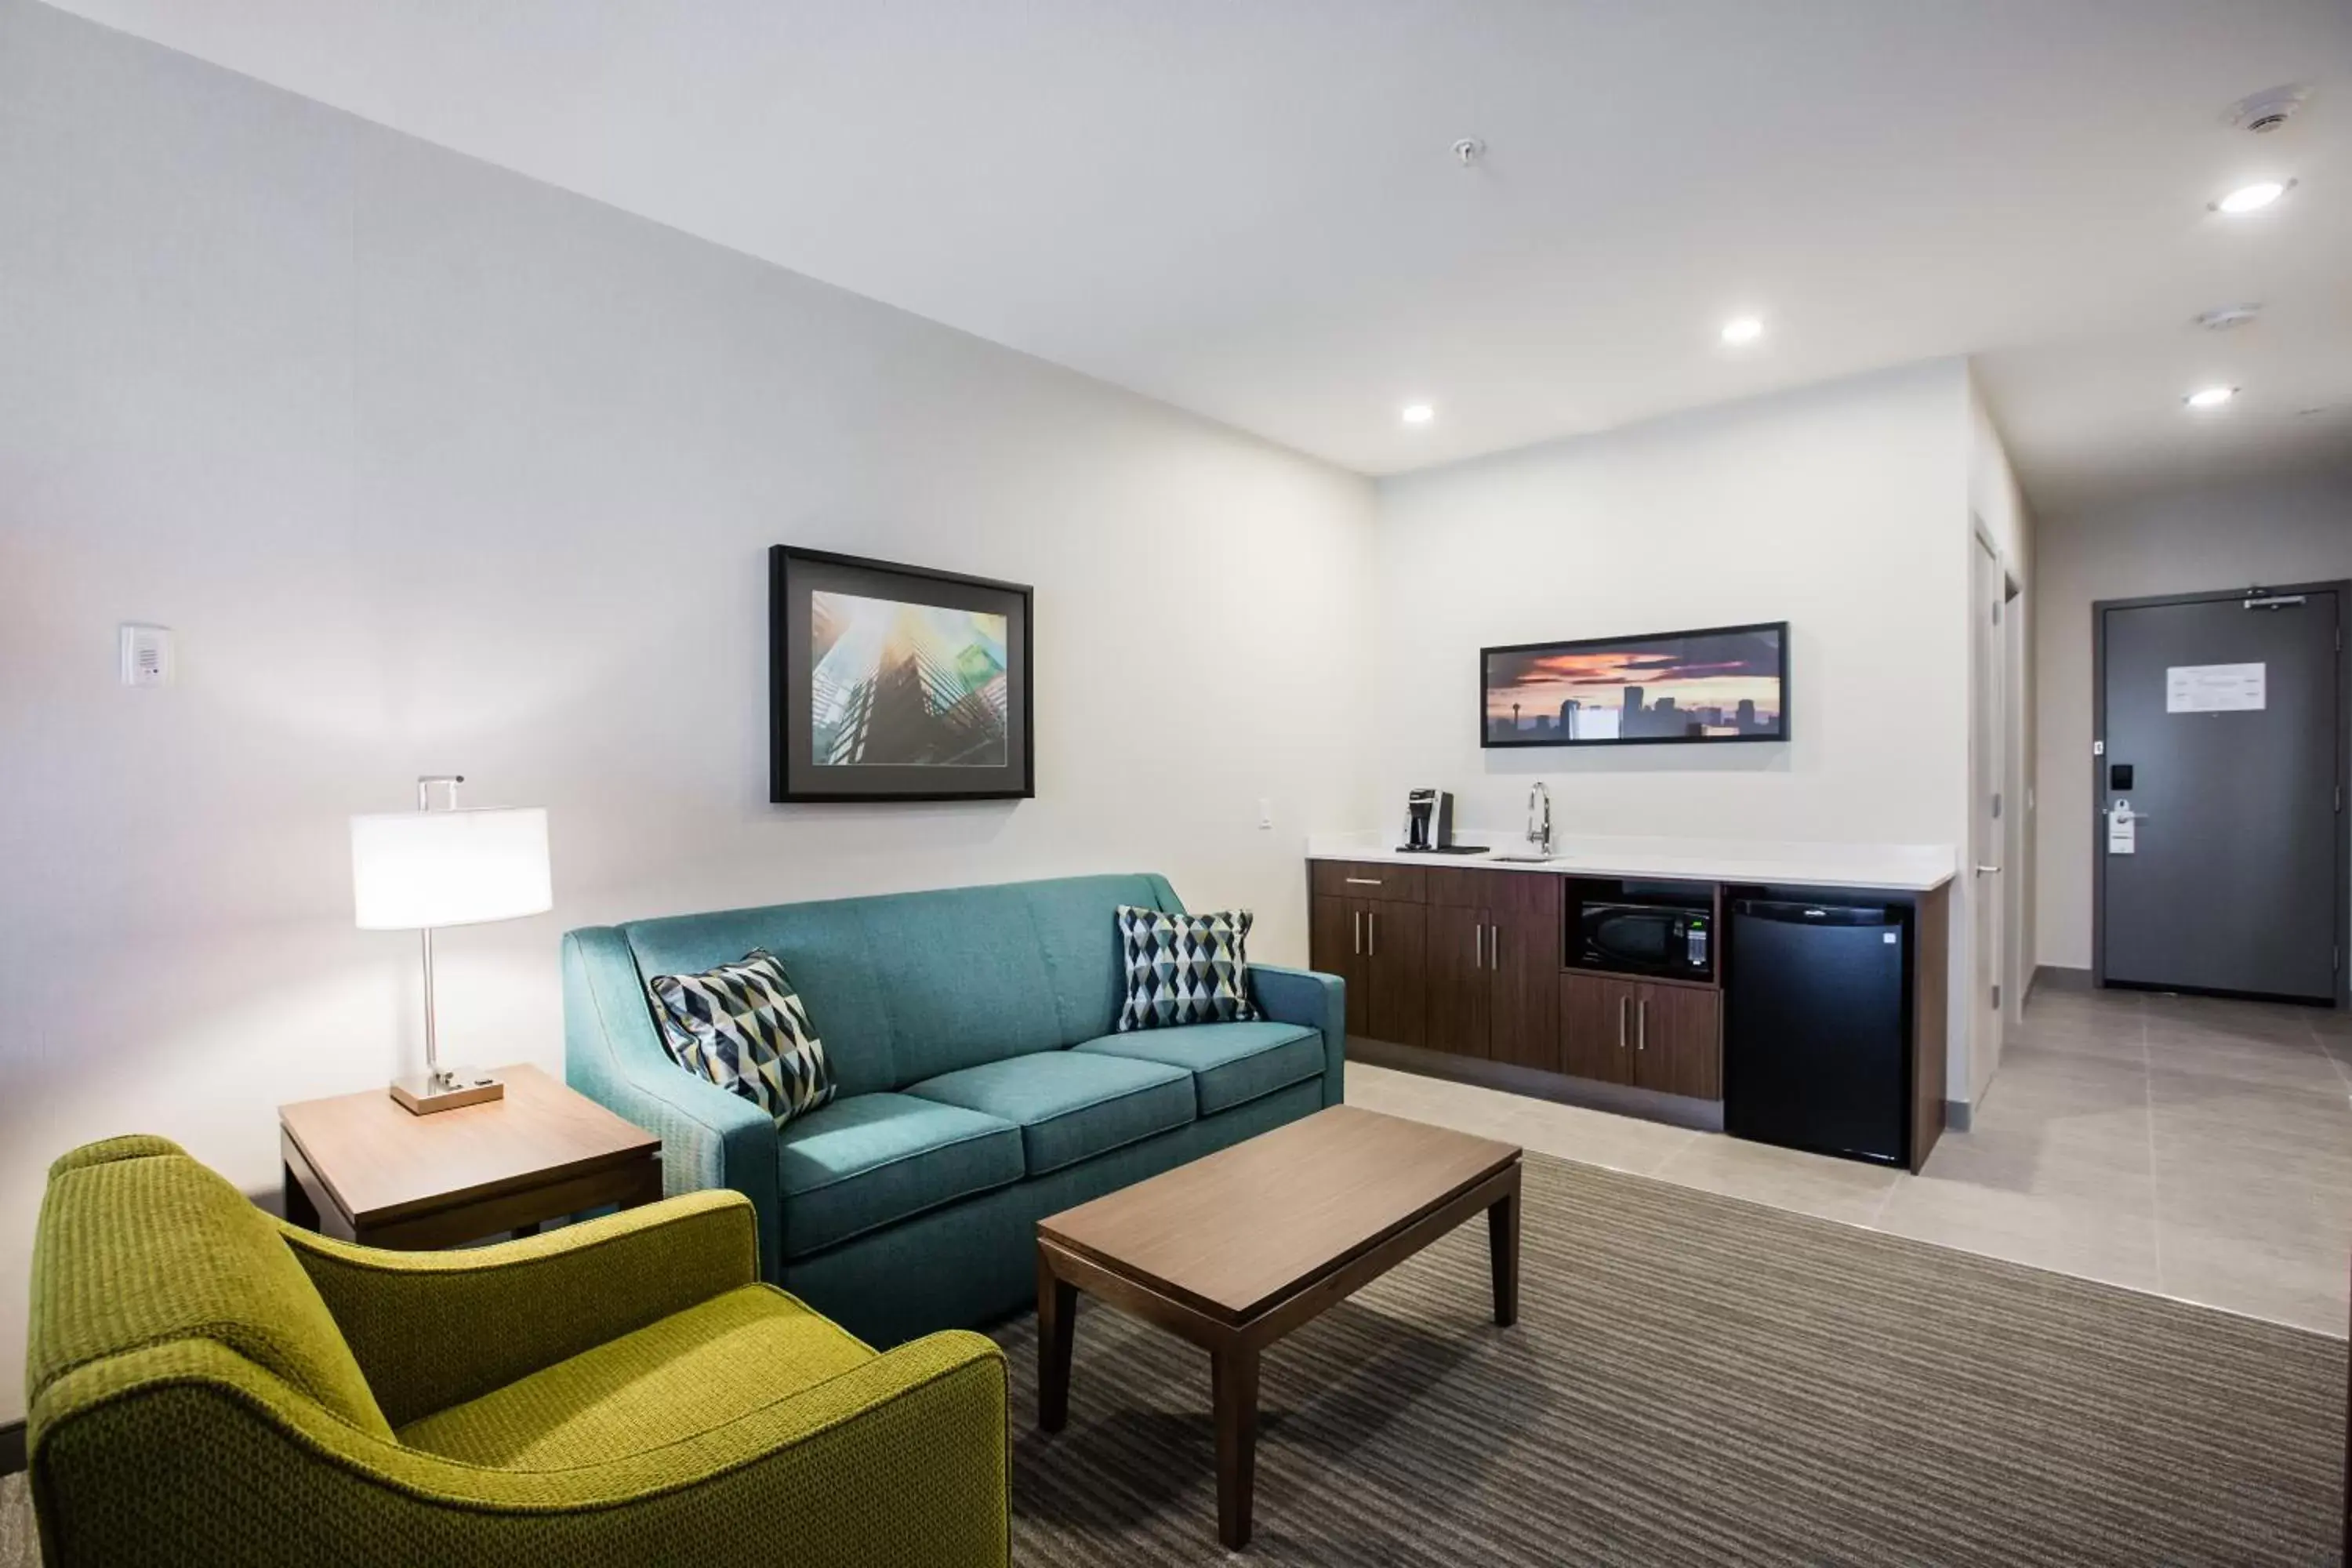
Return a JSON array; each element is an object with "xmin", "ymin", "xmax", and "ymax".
[
  {"xmin": 1472, "ymin": 922, "xmax": 1483, "ymax": 967},
  {"xmin": 1352, "ymin": 909, "xmax": 1362, "ymax": 955},
  {"xmin": 1345, "ymin": 877, "xmax": 1384, "ymax": 886},
  {"xmin": 1368, "ymin": 910, "xmax": 1377, "ymax": 956},
  {"xmin": 1638, "ymin": 998, "xmax": 1649, "ymax": 1051},
  {"xmin": 1617, "ymin": 995, "xmax": 1628, "ymax": 1050},
  {"xmin": 1489, "ymin": 923, "xmax": 1500, "ymax": 971}
]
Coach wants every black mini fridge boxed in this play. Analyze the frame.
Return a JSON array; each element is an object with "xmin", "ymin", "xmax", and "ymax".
[{"xmin": 1724, "ymin": 898, "xmax": 1909, "ymax": 1167}]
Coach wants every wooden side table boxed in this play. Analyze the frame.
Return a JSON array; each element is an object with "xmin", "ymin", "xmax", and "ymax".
[{"xmin": 280, "ymin": 1064, "xmax": 662, "ymax": 1249}]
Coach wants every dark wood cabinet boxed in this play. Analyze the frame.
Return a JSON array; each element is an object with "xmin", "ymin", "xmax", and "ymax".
[
  {"xmin": 1559, "ymin": 971, "xmax": 1719, "ymax": 1097},
  {"xmin": 1425, "ymin": 902, "xmax": 1490, "ymax": 1058},
  {"xmin": 1308, "ymin": 894, "xmax": 1367, "ymax": 1037},
  {"xmin": 1629, "ymin": 983, "xmax": 1722, "ymax": 1099},
  {"xmin": 1559, "ymin": 971, "xmax": 1639, "ymax": 1084},
  {"xmin": 1306, "ymin": 877, "xmax": 1427, "ymax": 1048}
]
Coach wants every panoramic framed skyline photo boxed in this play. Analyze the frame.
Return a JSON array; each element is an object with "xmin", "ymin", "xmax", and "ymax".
[
  {"xmin": 771, "ymin": 546, "xmax": 1034, "ymax": 801},
  {"xmin": 1480, "ymin": 620, "xmax": 1788, "ymax": 748}
]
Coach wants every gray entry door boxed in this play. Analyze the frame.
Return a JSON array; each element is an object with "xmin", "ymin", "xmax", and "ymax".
[{"xmin": 2097, "ymin": 586, "xmax": 2344, "ymax": 1002}]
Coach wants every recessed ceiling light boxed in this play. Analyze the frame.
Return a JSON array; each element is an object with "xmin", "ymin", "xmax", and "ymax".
[
  {"xmin": 1720, "ymin": 316, "xmax": 1765, "ymax": 346},
  {"xmin": 2184, "ymin": 385, "xmax": 2238, "ymax": 410},
  {"xmin": 2212, "ymin": 180, "xmax": 2291, "ymax": 214},
  {"xmin": 1401, "ymin": 403, "xmax": 1435, "ymax": 426}
]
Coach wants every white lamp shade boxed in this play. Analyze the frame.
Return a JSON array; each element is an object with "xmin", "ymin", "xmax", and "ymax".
[{"xmin": 351, "ymin": 807, "xmax": 552, "ymax": 930}]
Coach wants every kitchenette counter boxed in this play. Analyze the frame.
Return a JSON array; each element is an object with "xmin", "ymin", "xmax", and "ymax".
[{"xmin": 1305, "ymin": 830, "xmax": 1956, "ymax": 891}]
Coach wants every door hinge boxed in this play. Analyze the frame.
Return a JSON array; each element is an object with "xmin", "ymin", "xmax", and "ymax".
[
  {"xmin": 2092, "ymin": 740, "xmax": 2105, "ymax": 757},
  {"xmin": 1991, "ymin": 983, "xmax": 2002, "ymax": 1010},
  {"xmin": 1991, "ymin": 600, "xmax": 2002, "ymax": 625},
  {"xmin": 1991, "ymin": 792, "xmax": 2002, "ymax": 820}
]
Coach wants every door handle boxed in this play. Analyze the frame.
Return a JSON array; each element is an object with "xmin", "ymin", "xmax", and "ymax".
[
  {"xmin": 1368, "ymin": 910, "xmax": 1377, "ymax": 956},
  {"xmin": 1617, "ymin": 996, "xmax": 1628, "ymax": 1050},
  {"xmin": 1975, "ymin": 863, "xmax": 2002, "ymax": 876},
  {"xmin": 1352, "ymin": 909, "xmax": 1361, "ymax": 955},
  {"xmin": 1473, "ymin": 922, "xmax": 1483, "ymax": 967},
  {"xmin": 1345, "ymin": 877, "xmax": 1383, "ymax": 886},
  {"xmin": 1637, "ymin": 998, "xmax": 1648, "ymax": 1052},
  {"xmin": 1489, "ymin": 923, "xmax": 1500, "ymax": 971}
]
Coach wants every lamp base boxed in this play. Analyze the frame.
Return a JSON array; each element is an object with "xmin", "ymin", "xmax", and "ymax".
[{"xmin": 390, "ymin": 1069, "xmax": 505, "ymax": 1116}]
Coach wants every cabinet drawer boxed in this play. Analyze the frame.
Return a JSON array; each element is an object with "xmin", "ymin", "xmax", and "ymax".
[{"xmin": 1309, "ymin": 859, "xmax": 1425, "ymax": 902}]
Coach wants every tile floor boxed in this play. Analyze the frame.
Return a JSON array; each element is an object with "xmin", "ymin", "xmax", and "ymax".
[{"xmin": 1347, "ymin": 983, "xmax": 2352, "ymax": 1336}]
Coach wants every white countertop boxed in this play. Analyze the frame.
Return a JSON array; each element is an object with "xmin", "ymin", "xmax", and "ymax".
[{"xmin": 1305, "ymin": 830, "xmax": 1955, "ymax": 892}]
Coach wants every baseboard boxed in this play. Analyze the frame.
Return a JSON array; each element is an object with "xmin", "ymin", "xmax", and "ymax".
[
  {"xmin": 1944, "ymin": 1098, "xmax": 1973, "ymax": 1134},
  {"xmin": 2, "ymin": 1417, "xmax": 23, "ymax": 1475},
  {"xmin": 2031, "ymin": 964, "xmax": 2094, "ymax": 997},
  {"xmin": 1349, "ymin": 1036, "xmax": 1726, "ymax": 1134}
]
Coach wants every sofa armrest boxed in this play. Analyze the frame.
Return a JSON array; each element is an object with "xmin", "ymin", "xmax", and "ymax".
[
  {"xmin": 1250, "ymin": 963, "xmax": 1345, "ymax": 1106},
  {"xmin": 32, "ymin": 1332, "xmax": 1009, "ymax": 1568},
  {"xmin": 281, "ymin": 1190, "xmax": 757, "ymax": 1428},
  {"xmin": 563, "ymin": 927, "xmax": 784, "ymax": 1275}
]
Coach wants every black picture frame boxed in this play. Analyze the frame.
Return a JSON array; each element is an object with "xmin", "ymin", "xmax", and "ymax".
[
  {"xmin": 770, "ymin": 546, "xmax": 1035, "ymax": 802},
  {"xmin": 1479, "ymin": 619, "xmax": 1790, "ymax": 749}
]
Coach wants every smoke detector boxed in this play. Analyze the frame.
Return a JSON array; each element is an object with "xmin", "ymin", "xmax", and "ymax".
[
  {"xmin": 2223, "ymin": 84, "xmax": 2309, "ymax": 134},
  {"xmin": 2194, "ymin": 303, "xmax": 2263, "ymax": 331}
]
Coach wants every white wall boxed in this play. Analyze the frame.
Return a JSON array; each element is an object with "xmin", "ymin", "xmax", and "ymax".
[
  {"xmin": 2032, "ymin": 468, "xmax": 2352, "ymax": 971},
  {"xmin": 0, "ymin": 2, "xmax": 1378, "ymax": 1424},
  {"xmin": 1370, "ymin": 359, "xmax": 1983, "ymax": 1095}
]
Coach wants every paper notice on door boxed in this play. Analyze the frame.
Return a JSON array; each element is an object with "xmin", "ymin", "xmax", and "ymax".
[
  {"xmin": 2107, "ymin": 811, "xmax": 2136, "ymax": 855},
  {"xmin": 2165, "ymin": 662, "xmax": 2265, "ymax": 713}
]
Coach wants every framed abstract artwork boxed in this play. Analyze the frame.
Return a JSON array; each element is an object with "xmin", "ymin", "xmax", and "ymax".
[
  {"xmin": 770, "ymin": 546, "xmax": 1034, "ymax": 801},
  {"xmin": 1480, "ymin": 620, "xmax": 1788, "ymax": 748}
]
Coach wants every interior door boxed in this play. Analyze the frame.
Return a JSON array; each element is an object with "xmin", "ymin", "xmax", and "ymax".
[
  {"xmin": 1425, "ymin": 902, "xmax": 1490, "ymax": 1057},
  {"xmin": 2097, "ymin": 586, "xmax": 2344, "ymax": 1001},
  {"xmin": 1970, "ymin": 532, "xmax": 2006, "ymax": 1080}
]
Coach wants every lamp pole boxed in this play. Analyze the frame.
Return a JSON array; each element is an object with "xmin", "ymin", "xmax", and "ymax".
[{"xmin": 415, "ymin": 775, "xmax": 463, "ymax": 1092}]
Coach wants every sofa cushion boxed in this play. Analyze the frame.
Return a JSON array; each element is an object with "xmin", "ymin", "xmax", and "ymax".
[
  {"xmin": 647, "ymin": 949, "xmax": 836, "ymax": 1126},
  {"xmin": 398, "ymin": 1284, "xmax": 869, "ymax": 1468},
  {"xmin": 775, "ymin": 1093, "xmax": 1025, "ymax": 1259},
  {"xmin": 1073, "ymin": 1020, "xmax": 1324, "ymax": 1116},
  {"xmin": 905, "ymin": 1053, "xmax": 1195, "ymax": 1176},
  {"xmin": 1114, "ymin": 906, "xmax": 1261, "ymax": 1030}
]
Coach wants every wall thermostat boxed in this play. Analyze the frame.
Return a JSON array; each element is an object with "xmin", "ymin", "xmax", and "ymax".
[{"xmin": 119, "ymin": 623, "xmax": 173, "ymax": 687}]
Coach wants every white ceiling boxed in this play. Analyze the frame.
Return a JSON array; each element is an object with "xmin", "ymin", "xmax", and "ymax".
[{"xmin": 43, "ymin": 0, "xmax": 2352, "ymax": 511}]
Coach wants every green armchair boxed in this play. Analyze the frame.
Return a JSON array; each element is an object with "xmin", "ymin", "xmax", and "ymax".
[{"xmin": 24, "ymin": 1134, "xmax": 1009, "ymax": 1567}]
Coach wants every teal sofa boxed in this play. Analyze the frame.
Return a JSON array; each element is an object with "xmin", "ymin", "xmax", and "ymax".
[{"xmin": 563, "ymin": 873, "xmax": 1343, "ymax": 1347}]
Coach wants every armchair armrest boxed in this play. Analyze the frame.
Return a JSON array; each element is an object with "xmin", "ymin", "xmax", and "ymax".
[
  {"xmin": 281, "ymin": 1189, "xmax": 756, "ymax": 1428},
  {"xmin": 563, "ymin": 927, "xmax": 784, "ymax": 1274},
  {"xmin": 31, "ymin": 1331, "xmax": 1010, "ymax": 1567},
  {"xmin": 1251, "ymin": 963, "xmax": 1346, "ymax": 1106}
]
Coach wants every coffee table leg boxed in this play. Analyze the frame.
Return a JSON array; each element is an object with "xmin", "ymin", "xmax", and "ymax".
[
  {"xmin": 1488, "ymin": 1167, "xmax": 1521, "ymax": 1328},
  {"xmin": 1037, "ymin": 1248, "xmax": 1076, "ymax": 1432},
  {"xmin": 1211, "ymin": 1342, "xmax": 1260, "ymax": 1550}
]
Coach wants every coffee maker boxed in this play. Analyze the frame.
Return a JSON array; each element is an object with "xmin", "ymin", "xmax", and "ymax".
[{"xmin": 1401, "ymin": 789, "xmax": 1455, "ymax": 852}]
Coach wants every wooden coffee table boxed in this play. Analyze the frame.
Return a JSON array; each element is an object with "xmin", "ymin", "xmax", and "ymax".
[{"xmin": 1035, "ymin": 1105, "xmax": 1522, "ymax": 1549}]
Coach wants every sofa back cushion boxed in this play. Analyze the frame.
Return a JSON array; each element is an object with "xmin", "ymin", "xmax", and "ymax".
[
  {"xmin": 617, "ymin": 873, "xmax": 1183, "ymax": 1093},
  {"xmin": 28, "ymin": 1136, "xmax": 394, "ymax": 1441}
]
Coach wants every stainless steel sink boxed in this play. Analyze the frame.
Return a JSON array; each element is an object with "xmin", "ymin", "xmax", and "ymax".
[{"xmin": 1486, "ymin": 851, "xmax": 1555, "ymax": 864}]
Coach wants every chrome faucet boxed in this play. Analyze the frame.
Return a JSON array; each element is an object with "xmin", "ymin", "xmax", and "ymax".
[{"xmin": 1526, "ymin": 782, "xmax": 1552, "ymax": 856}]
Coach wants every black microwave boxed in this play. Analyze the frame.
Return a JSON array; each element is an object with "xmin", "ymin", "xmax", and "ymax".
[{"xmin": 1574, "ymin": 898, "xmax": 1713, "ymax": 982}]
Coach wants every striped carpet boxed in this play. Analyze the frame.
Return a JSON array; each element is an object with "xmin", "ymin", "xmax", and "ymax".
[
  {"xmin": 999, "ymin": 1152, "xmax": 2347, "ymax": 1566},
  {"xmin": 0, "ymin": 1156, "xmax": 2341, "ymax": 1564}
]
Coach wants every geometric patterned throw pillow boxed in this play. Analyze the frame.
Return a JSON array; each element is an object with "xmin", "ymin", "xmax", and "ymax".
[
  {"xmin": 1114, "ymin": 906, "xmax": 1261, "ymax": 1032},
  {"xmin": 647, "ymin": 949, "xmax": 836, "ymax": 1127}
]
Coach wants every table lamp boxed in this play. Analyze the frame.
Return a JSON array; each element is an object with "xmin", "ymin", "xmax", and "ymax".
[{"xmin": 351, "ymin": 775, "xmax": 552, "ymax": 1114}]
